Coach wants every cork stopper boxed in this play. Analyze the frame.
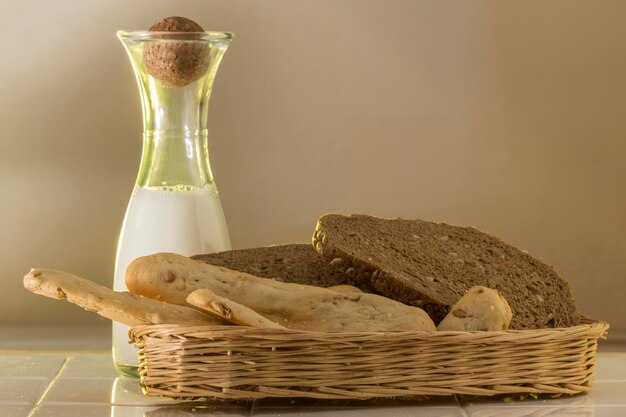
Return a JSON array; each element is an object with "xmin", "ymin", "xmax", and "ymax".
[{"xmin": 144, "ymin": 17, "xmax": 210, "ymax": 87}]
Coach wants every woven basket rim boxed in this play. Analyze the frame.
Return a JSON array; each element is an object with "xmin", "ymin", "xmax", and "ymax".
[{"xmin": 130, "ymin": 317, "xmax": 608, "ymax": 341}]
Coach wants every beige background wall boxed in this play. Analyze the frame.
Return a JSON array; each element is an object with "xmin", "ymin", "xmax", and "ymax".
[{"xmin": 1, "ymin": 1, "xmax": 625, "ymax": 334}]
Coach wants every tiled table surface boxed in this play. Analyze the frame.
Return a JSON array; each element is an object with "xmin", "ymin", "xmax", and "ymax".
[{"xmin": 0, "ymin": 352, "xmax": 624, "ymax": 417}]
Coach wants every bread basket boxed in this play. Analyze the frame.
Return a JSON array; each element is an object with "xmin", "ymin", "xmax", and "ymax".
[{"xmin": 129, "ymin": 317, "xmax": 607, "ymax": 400}]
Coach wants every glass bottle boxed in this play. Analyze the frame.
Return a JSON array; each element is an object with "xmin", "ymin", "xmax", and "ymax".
[{"xmin": 114, "ymin": 30, "xmax": 233, "ymax": 377}]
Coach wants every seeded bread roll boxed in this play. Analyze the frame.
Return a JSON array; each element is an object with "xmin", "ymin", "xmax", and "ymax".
[
  {"xmin": 313, "ymin": 214, "xmax": 581, "ymax": 329},
  {"xmin": 437, "ymin": 286, "xmax": 512, "ymax": 331},
  {"xmin": 192, "ymin": 244, "xmax": 376, "ymax": 292}
]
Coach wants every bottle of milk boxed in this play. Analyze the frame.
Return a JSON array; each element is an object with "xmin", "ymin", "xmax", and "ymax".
[{"xmin": 114, "ymin": 29, "xmax": 233, "ymax": 377}]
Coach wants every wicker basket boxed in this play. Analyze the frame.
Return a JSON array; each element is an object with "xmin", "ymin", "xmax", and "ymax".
[{"xmin": 129, "ymin": 318, "xmax": 608, "ymax": 400}]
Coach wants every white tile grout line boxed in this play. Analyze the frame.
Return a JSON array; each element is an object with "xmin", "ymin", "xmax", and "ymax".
[{"xmin": 25, "ymin": 356, "xmax": 70, "ymax": 417}]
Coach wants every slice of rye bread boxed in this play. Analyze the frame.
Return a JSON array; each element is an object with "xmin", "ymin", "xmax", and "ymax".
[
  {"xmin": 312, "ymin": 214, "xmax": 581, "ymax": 329},
  {"xmin": 191, "ymin": 244, "xmax": 377, "ymax": 292}
]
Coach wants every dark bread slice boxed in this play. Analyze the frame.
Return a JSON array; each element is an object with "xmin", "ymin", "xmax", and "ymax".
[
  {"xmin": 313, "ymin": 214, "xmax": 581, "ymax": 329},
  {"xmin": 191, "ymin": 244, "xmax": 376, "ymax": 292}
]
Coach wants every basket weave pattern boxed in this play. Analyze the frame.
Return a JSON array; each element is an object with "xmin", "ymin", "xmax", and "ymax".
[{"xmin": 130, "ymin": 319, "xmax": 608, "ymax": 400}]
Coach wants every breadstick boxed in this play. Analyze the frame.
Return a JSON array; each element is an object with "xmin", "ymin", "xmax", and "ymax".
[
  {"xmin": 126, "ymin": 253, "xmax": 436, "ymax": 332},
  {"xmin": 24, "ymin": 268, "xmax": 223, "ymax": 327},
  {"xmin": 187, "ymin": 289, "xmax": 286, "ymax": 329}
]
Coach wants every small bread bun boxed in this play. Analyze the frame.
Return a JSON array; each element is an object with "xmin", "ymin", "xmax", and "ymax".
[{"xmin": 437, "ymin": 286, "xmax": 513, "ymax": 331}]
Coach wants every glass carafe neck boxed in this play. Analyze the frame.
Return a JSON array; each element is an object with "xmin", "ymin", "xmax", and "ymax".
[
  {"xmin": 118, "ymin": 31, "xmax": 231, "ymax": 190},
  {"xmin": 137, "ymin": 129, "xmax": 212, "ymax": 190},
  {"xmin": 137, "ymin": 81, "xmax": 214, "ymax": 189}
]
